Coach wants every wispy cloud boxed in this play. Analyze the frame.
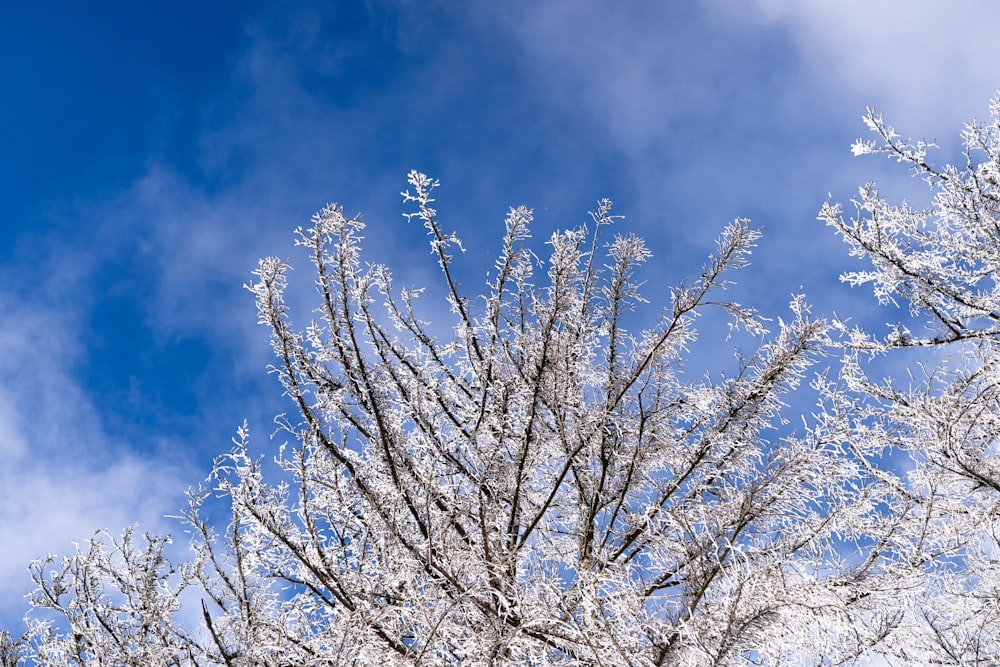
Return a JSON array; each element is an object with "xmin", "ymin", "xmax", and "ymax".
[
  {"xmin": 736, "ymin": 0, "xmax": 1000, "ymax": 131},
  {"xmin": 0, "ymin": 294, "xmax": 192, "ymax": 629}
]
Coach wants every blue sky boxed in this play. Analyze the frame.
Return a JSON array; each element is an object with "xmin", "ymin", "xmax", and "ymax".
[{"xmin": 2, "ymin": 1, "xmax": 999, "ymax": 631}]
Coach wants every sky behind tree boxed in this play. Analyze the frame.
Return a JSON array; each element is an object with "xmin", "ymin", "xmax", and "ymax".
[{"xmin": 2, "ymin": 0, "xmax": 999, "ymax": 632}]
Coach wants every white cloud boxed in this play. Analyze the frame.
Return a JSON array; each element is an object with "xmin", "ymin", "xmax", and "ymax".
[
  {"xmin": 735, "ymin": 0, "xmax": 1000, "ymax": 132},
  {"xmin": 0, "ymin": 296, "xmax": 192, "ymax": 630},
  {"xmin": 490, "ymin": 2, "xmax": 756, "ymax": 157}
]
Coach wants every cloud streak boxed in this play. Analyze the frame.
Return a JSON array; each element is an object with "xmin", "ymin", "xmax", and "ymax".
[
  {"xmin": 739, "ymin": 0, "xmax": 1000, "ymax": 131},
  {"xmin": 0, "ymin": 294, "xmax": 192, "ymax": 630}
]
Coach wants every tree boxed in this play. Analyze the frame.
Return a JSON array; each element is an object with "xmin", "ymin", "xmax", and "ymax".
[
  {"xmin": 15, "ymin": 95, "xmax": 1000, "ymax": 665},
  {"xmin": 819, "ymin": 96, "xmax": 1000, "ymax": 665},
  {"xmin": 1, "ymin": 631, "xmax": 22, "ymax": 667}
]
